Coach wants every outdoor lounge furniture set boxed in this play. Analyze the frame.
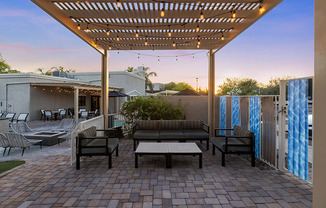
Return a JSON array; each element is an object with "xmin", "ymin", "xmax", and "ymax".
[{"xmin": 132, "ymin": 120, "xmax": 210, "ymax": 151}]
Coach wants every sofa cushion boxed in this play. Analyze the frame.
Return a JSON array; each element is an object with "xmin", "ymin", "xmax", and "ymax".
[
  {"xmin": 158, "ymin": 120, "xmax": 183, "ymax": 130},
  {"xmin": 80, "ymin": 138, "xmax": 119, "ymax": 154},
  {"xmin": 133, "ymin": 130, "xmax": 159, "ymax": 139},
  {"xmin": 233, "ymin": 126, "xmax": 254, "ymax": 145},
  {"xmin": 183, "ymin": 130, "xmax": 209, "ymax": 139},
  {"xmin": 137, "ymin": 120, "xmax": 159, "ymax": 130},
  {"xmin": 159, "ymin": 130, "xmax": 184, "ymax": 139},
  {"xmin": 182, "ymin": 120, "xmax": 203, "ymax": 130},
  {"xmin": 78, "ymin": 126, "xmax": 97, "ymax": 146},
  {"xmin": 211, "ymin": 137, "xmax": 251, "ymax": 152}
]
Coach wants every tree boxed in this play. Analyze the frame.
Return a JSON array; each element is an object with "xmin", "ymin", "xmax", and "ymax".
[
  {"xmin": 51, "ymin": 66, "xmax": 75, "ymax": 73},
  {"xmin": 126, "ymin": 67, "xmax": 136, "ymax": 72},
  {"xmin": 217, "ymin": 78, "xmax": 259, "ymax": 95},
  {"xmin": 0, "ymin": 53, "xmax": 21, "ymax": 74},
  {"xmin": 164, "ymin": 82, "xmax": 194, "ymax": 91},
  {"xmin": 36, "ymin": 68, "xmax": 52, "ymax": 75},
  {"xmin": 260, "ymin": 76, "xmax": 294, "ymax": 95}
]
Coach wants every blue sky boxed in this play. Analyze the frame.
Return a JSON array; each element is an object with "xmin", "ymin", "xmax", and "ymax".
[{"xmin": 0, "ymin": 0, "xmax": 313, "ymax": 89}]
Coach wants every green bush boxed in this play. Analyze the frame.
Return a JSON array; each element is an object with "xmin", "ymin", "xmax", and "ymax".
[{"xmin": 120, "ymin": 96, "xmax": 185, "ymax": 128}]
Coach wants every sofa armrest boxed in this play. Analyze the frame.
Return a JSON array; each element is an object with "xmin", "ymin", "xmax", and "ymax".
[
  {"xmin": 203, "ymin": 123, "xmax": 209, "ymax": 133},
  {"xmin": 215, "ymin": 128, "xmax": 234, "ymax": 136},
  {"xmin": 132, "ymin": 124, "xmax": 138, "ymax": 135}
]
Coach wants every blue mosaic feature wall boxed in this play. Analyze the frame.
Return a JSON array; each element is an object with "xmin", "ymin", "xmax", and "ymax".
[
  {"xmin": 232, "ymin": 97, "xmax": 240, "ymax": 128},
  {"xmin": 288, "ymin": 79, "xmax": 309, "ymax": 181},
  {"xmin": 250, "ymin": 97, "xmax": 261, "ymax": 158},
  {"xmin": 220, "ymin": 96, "xmax": 226, "ymax": 135}
]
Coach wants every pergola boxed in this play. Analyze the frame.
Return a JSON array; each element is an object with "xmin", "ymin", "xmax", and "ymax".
[{"xmin": 31, "ymin": 0, "xmax": 282, "ymax": 135}]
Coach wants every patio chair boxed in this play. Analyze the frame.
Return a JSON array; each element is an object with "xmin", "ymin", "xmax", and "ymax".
[
  {"xmin": 79, "ymin": 108, "xmax": 87, "ymax": 113},
  {"xmin": 0, "ymin": 112, "xmax": 4, "ymax": 118},
  {"xmin": 57, "ymin": 118, "xmax": 85, "ymax": 145},
  {"xmin": 40, "ymin": 109, "xmax": 45, "ymax": 120},
  {"xmin": 5, "ymin": 113, "xmax": 16, "ymax": 122},
  {"xmin": 76, "ymin": 126, "xmax": 119, "ymax": 170},
  {"xmin": 6, "ymin": 132, "xmax": 42, "ymax": 156},
  {"xmin": 43, "ymin": 110, "xmax": 53, "ymax": 121},
  {"xmin": 58, "ymin": 109, "xmax": 67, "ymax": 119},
  {"xmin": 11, "ymin": 122, "xmax": 36, "ymax": 136},
  {"xmin": 0, "ymin": 133, "xmax": 10, "ymax": 156},
  {"xmin": 80, "ymin": 111, "xmax": 89, "ymax": 119},
  {"xmin": 16, "ymin": 113, "xmax": 29, "ymax": 123},
  {"xmin": 53, "ymin": 118, "xmax": 74, "ymax": 131}
]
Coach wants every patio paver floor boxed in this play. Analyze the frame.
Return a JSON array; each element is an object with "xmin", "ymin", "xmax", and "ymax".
[{"xmin": 0, "ymin": 138, "xmax": 312, "ymax": 208}]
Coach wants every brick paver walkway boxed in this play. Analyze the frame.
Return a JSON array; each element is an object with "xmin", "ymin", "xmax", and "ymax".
[{"xmin": 0, "ymin": 139, "xmax": 312, "ymax": 208}]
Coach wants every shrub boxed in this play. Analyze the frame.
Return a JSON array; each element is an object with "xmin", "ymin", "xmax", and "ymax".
[{"xmin": 120, "ymin": 96, "xmax": 185, "ymax": 129}]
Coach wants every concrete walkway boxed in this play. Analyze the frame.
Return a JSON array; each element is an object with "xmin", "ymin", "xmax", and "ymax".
[{"xmin": 0, "ymin": 138, "xmax": 312, "ymax": 208}]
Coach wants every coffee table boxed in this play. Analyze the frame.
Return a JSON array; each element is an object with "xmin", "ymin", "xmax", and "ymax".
[{"xmin": 135, "ymin": 143, "xmax": 202, "ymax": 169}]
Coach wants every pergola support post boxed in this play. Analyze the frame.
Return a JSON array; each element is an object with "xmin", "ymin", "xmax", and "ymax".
[
  {"xmin": 314, "ymin": 0, "xmax": 326, "ymax": 206},
  {"xmin": 208, "ymin": 49, "xmax": 216, "ymax": 138},
  {"xmin": 278, "ymin": 80, "xmax": 286, "ymax": 171},
  {"xmin": 74, "ymin": 87, "xmax": 79, "ymax": 121},
  {"xmin": 101, "ymin": 50, "xmax": 109, "ymax": 127}
]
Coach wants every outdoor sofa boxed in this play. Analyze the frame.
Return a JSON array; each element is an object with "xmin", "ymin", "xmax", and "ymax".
[
  {"xmin": 76, "ymin": 126, "xmax": 119, "ymax": 170},
  {"xmin": 133, "ymin": 120, "xmax": 209, "ymax": 151},
  {"xmin": 211, "ymin": 125, "xmax": 255, "ymax": 167}
]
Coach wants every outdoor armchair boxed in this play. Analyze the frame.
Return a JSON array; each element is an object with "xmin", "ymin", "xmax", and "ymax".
[
  {"xmin": 43, "ymin": 110, "xmax": 53, "ymax": 121},
  {"xmin": 5, "ymin": 113, "xmax": 16, "ymax": 122},
  {"xmin": 76, "ymin": 126, "xmax": 119, "ymax": 170},
  {"xmin": 16, "ymin": 113, "xmax": 29, "ymax": 123},
  {"xmin": 59, "ymin": 109, "xmax": 67, "ymax": 119},
  {"xmin": 211, "ymin": 126, "xmax": 255, "ymax": 167},
  {"xmin": 80, "ymin": 111, "xmax": 89, "ymax": 119},
  {"xmin": 11, "ymin": 122, "xmax": 36, "ymax": 136},
  {"xmin": 0, "ymin": 133, "xmax": 10, "ymax": 156},
  {"xmin": 6, "ymin": 132, "xmax": 42, "ymax": 156}
]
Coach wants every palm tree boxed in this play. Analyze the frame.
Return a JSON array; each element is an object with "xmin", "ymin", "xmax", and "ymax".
[
  {"xmin": 126, "ymin": 67, "xmax": 135, "ymax": 72},
  {"xmin": 0, "ymin": 54, "xmax": 20, "ymax": 74},
  {"xmin": 51, "ymin": 66, "xmax": 75, "ymax": 73},
  {"xmin": 144, "ymin": 67, "xmax": 157, "ymax": 92},
  {"xmin": 36, "ymin": 68, "xmax": 52, "ymax": 75}
]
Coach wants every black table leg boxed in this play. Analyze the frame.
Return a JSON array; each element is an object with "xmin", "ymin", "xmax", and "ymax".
[
  {"xmin": 199, "ymin": 154, "xmax": 202, "ymax": 169},
  {"xmin": 166, "ymin": 155, "xmax": 172, "ymax": 168},
  {"xmin": 135, "ymin": 154, "xmax": 138, "ymax": 168}
]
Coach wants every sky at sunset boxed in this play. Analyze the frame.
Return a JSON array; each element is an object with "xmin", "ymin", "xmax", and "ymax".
[{"xmin": 0, "ymin": 0, "xmax": 313, "ymax": 89}]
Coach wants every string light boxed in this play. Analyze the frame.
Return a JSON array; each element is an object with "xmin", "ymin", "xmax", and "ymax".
[
  {"xmin": 259, "ymin": 4, "xmax": 265, "ymax": 13},
  {"xmin": 117, "ymin": 35, "xmax": 120, "ymax": 41},
  {"xmin": 136, "ymin": 26, "xmax": 139, "ymax": 37},
  {"xmin": 232, "ymin": 10, "xmax": 236, "ymax": 18},
  {"xmin": 193, "ymin": 53, "xmax": 195, "ymax": 59},
  {"xmin": 145, "ymin": 37, "xmax": 148, "ymax": 45},
  {"xmin": 196, "ymin": 24, "xmax": 200, "ymax": 32},
  {"xmin": 158, "ymin": 56, "xmax": 160, "ymax": 61},
  {"xmin": 221, "ymin": 32, "xmax": 225, "ymax": 41},
  {"xmin": 172, "ymin": 41, "xmax": 176, "ymax": 47},
  {"xmin": 168, "ymin": 25, "xmax": 172, "ymax": 37},
  {"xmin": 197, "ymin": 44, "xmax": 200, "ymax": 48},
  {"xmin": 106, "ymin": 24, "xmax": 110, "ymax": 36},
  {"xmin": 77, "ymin": 23, "xmax": 81, "ymax": 30},
  {"xmin": 176, "ymin": 56, "xmax": 178, "ymax": 62},
  {"xmin": 116, "ymin": 0, "xmax": 120, "ymax": 8},
  {"xmin": 86, "ymin": 24, "xmax": 89, "ymax": 32},
  {"xmin": 200, "ymin": 11, "xmax": 204, "ymax": 19},
  {"xmin": 197, "ymin": 37, "xmax": 201, "ymax": 45},
  {"xmin": 109, "ymin": 46, "xmax": 112, "ymax": 50},
  {"xmin": 160, "ymin": 7, "xmax": 165, "ymax": 17}
]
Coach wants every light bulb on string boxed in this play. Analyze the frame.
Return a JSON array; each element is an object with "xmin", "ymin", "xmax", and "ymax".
[
  {"xmin": 77, "ymin": 23, "xmax": 81, "ymax": 30},
  {"xmin": 197, "ymin": 44, "xmax": 200, "ymax": 48},
  {"xmin": 117, "ymin": 35, "xmax": 120, "ymax": 41},
  {"xmin": 259, "ymin": 4, "xmax": 265, "ymax": 13},
  {"xmin": 136, "ymin": 27, "xmax": 139, "ymax": 37},
  {"xmin": 86, "ymin": 24, "xmax": 89, "ymax": 32},
  {"xmin": 106, "ymin": 24, "xmax": 110, "ymax": 35},
  {"xmin": 145, "ymin": 37, "xmax": 148, "ymax": 45},
  {"xmin": 158, "ymin": 56, "xmax": 160, "ymax": 61},
  {"xmin": 109, "ymin": 46, "xmax": 112, "ymax": 50},
  {"xmin": 172, "ymin": 41, "xmax": 176, "ymax": 47},
  {"xmin": 168, "ymin": 25, "xmax": 172, "ymax": 37},
  {"xmin": 232, "ymin": 10, "xmax": 236, "ymax": 18},
  {"xmin": 193, "ymin": 53, "xmax": 195, "ymax": 59},
  {"xmin": 176, "ymin": 56, "xmax": 178, "ymax": 62},
  {"xmin": 161, "ymin": 7, "xmax": 165, "ymax": 17},
  {"xmin": 221, "ymin": 33, "xmax": 224, "ymax": 40},
  {"xmin": 116, "ymin": 0, "xmax": 120, "ymax": 8},
  {"xmin": 196, "ymin": 24, "xmax": 200, "ymax": 32},
  {"xmin": 200, "ymin": 11, "xmax": 204, "ymax": 19},
  {"xmin": 197, "ymin": 37, "xmax": 201, "ymax": 45}
]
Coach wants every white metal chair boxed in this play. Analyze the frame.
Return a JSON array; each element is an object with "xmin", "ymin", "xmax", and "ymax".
[
  {"xmin": 59, "ymin": 109, "xmax": 67, "ymax": 119},
  {"xmin": 80, "ymin": 111, "xmax": 89, "ymax": 119},
  {"xmin": 11, "ymin": 123, "xmax": 36, "ymax": 136},
  {"xmin": 43, "ymin": 110, "xmax": 53, "ymax": 121},
  {"xmin": 5, "ymin": 113, "xmax": 16, "ymax": 122},
  {"xmin": 6, "ymin": 132, "xmax": 42, "ymax": 156},
  {"xmin": 16, "ymin": 113, "xmax": 29, "ymax": 123},
  {"xmin": 0, "ymin": 133, "xmax": 10, "ymax": 156}
]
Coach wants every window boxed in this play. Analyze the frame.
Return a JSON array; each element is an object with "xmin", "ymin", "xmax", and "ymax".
[{"xmin": 79, "ymin": 96, "xmax": 86, "ymax": 106}]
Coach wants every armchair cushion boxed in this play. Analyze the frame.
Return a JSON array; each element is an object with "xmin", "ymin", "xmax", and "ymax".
[{"xmin": 133, "ymin": 130, "xmax": 159, "ymax": 139}]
